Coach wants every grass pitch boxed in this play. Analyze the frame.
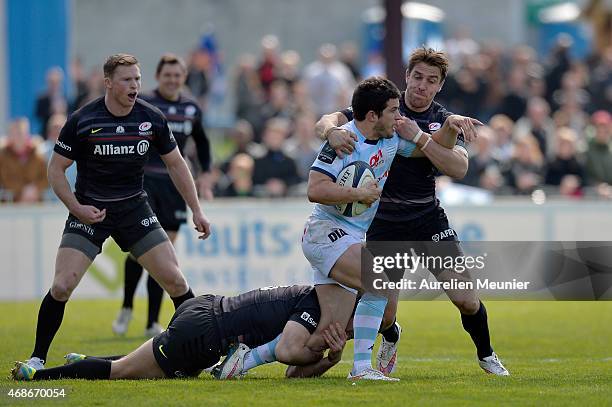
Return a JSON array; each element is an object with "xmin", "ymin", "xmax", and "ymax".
[{"xmin": 1, "ymin": 299, "xmax": 610, "ymax": 406}]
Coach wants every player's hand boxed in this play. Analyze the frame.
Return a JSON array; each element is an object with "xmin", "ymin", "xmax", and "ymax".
[
  {"xmin": 323, "ymin": 322, "xmax": 347, "ymax": 364},
  {"xmin": 395, "ymin": 116, "xmax": 421, "ymax": 141},
  {"xmin": 192, "ymin": 210, "xmax": 211, "ymax": 240},
  {"xmin": 358, "ymin": 179, "xmax": 381, "ymax": 206},
  {"xmin": 446, "ymin": 115, "xmax": 483, "ymax": 142},
  {"xmin": 327, "ymin": 128, "xmax": 357, "ymax": 158},
  {"xmin": 72, "ymin": 204, "xmax": 106, "ymax": 225}
]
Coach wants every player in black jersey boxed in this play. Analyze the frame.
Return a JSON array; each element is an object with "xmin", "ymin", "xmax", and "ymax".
[
  {"xmin": 113, "ymin": 54, "xmax": 213, "ymax": 338},
  {"xmin": 21, "ymin": 54, "xmax": 211, "ymax": 372},
  {"xmin": 11, "ymin": 286, "xmax": 348, "ymax": 381},
  {"xmin": 315, "ymin": 47, "xmax": 509, "ymax": 376}
]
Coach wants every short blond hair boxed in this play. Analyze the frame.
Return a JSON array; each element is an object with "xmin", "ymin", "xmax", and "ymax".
[{"xmin": 103, "ymin": 53, "xmax": 139, "ymax": 78}]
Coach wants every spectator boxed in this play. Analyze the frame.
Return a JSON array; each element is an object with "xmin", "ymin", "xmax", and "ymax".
[
  {"xmin": 303, "ymin": 43, "xmax": 354, "ymax": 118},
  {"xmin": 220, "ymin": 119, "xmax": 263, "ymax": 174},
  {"xmin": 514, "ymin": 97, "xmax": 556, "ymax": 157},
  {"xmin": 216, "ymin": 153, "xmax": 255, "ymax": 198},
  {"xmin": 0, "ymin": 118, "xmax": 48, "ymax": 203},
  {"xmin": 284, "ymin": 112, "xmax": 320, "ymax": 181},
  {"xmin": 252, "ymin": 118, "xmax": 300, "ymax": 197},
  {"xmin": 35, "ymin": 67, "xmax": 68, "ymax": 139},
  {"xmin": 339, "ymin": 42, "xmax": 361, "ymax": 82},
  {"xmin": 461, "ymin": 126, "xmax": 504, "ymax": 191},
  {"xmin": 257, "ymin": 35, "xmax": 280, "ymax": 97},
  {"xmin": 278, "ymin": 50, "xmax": 301, "ymax": 88},
  {"xmin": 544, "ymin": 128, "xmax": 585, "ymax": 191},
  {"xmin": 496, "ymin": 67, "xmax": 528, "ymax": 121},
  {"xmin": 256, "ymin": 79, "xmax": 295, "ymax": 141},
  {"xmin": 504, "ymin": 134, "xmax": 545, "ymax": 195},
  {"xmin": 588, "ymin": 46, "xmax": 612, "ymax": 112},
  {"xmin": 489, "ymin": 114, "xmax": 514, "ymax": 164},
  {"xmin": 585, "ymin": 111, "xmax": 612, "ymax": 188},
  {"xmin": 72, "ymin": 67, "xmax": 105, "ymax": 111},
  {"xmin": 234, "ymin": 54, "xmax": 265, "ymax": 132},
  {"xmin": 185, "ymin": 48, "xmax": 211, "ymax": 108}
]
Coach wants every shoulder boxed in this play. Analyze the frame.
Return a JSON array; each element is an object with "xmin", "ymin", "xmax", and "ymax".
[
  {"xmin": 138, "ymin": 90, "xmax": 156, "ymax": 103},
  {"xmin": 431, "ymin": 101, "xmax": 453, "ymax": 119},
  {"xmin": 179, "ymin": 94, "xmax": 203, "ymax": 116}
]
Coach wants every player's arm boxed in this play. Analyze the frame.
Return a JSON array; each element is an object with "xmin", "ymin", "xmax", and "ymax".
[
  {"xmin": 315, "ymin": 111, "xmax": 356, "ymax": 158},
  {"xmin": 48, "ymin": 152, "xmax": 106, "ymax": 224},
  {"xmin": 191, "ymin": 118, "xmax": 214, "ymax": 200},
  {"xmin": 307, "ymin": 170, "xmax": 380, "ymax": 206},
  {"xmin": 285, "ymin": 322, "xmax": 347, "ymax": 378},
  {"xmin": 161, "ymin": 147, "xmax": 211, "ymax": 239},
  {"xmin": 275, "ymin": 321, "xmax": 324, "ymax": 366}
]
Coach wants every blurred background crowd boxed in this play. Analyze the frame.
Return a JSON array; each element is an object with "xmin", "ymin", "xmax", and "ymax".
[{"xmin": 0, "ymin": 1, "xmax": 610, "ymax": 204}]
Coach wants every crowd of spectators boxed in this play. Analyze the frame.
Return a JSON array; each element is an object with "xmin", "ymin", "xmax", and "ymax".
[{"xmin": 0, "ymin": 31, "xmax": 610, "ymax": 203}]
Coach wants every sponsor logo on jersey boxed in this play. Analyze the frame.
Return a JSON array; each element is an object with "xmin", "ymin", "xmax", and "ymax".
[
  {"xmin": 432, "ymin": 228, "xmax": 455, "ymax": 242},
  {"xmin": 91, "ymin": 128, "xmax": 103, "ymax": 134},
  {"xmin": 139, "ymin": 122, "xmax": 152, "ymax": 132},
  {"xmin": 141, "ymin": 215, "xmax": 159, "ymax": 227},
  {"xmin": 168, "ymin": 106, "xmax": 177, "ymax": 115},
  {"xmin": 69, "ymin": 220, "xmax": 94, "ymax": 236},
  {"xmin": 94, "ymin": 144, "xmax": 136, "ymax": 155},
  {"xmin": 429, "ymin": 122, "xmax": 441, "ymax": 131},
  {"xmin": 55, "ymin": 140, "xmax": 72, "ymax": 151},
  {"xmin": 317, "ymin": 142, "xmax": 337, "ymax": 164},
  {"xmin": 136, "ymin": 140, "xmax": 149, "ymax": 155},
  {"xmin": 185, "ymin": 105, "xmax": 196, "ymax": 117},
  {"xmin": 328, "ymin": 228, "xmax": 348, "ymax": 242},
  {"xmin": 300, "ymin": 312, "xmax": 318, "ymax": 328},
  {"xmin": 369, "ymin": 149, "xmax": 384, "ymax": 168},
  {"xmin": 116, "ymin": 126, "xmax": 125, "ymax": 134}
]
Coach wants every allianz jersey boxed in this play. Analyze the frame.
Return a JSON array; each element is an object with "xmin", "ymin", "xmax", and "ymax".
[
  {"xmin": 54, "ymin": 97, "xmax": 177, "ymax": 201},
  {"xmin": 310, "ymin": 120, "xmax": 416, "ymax": 236}
]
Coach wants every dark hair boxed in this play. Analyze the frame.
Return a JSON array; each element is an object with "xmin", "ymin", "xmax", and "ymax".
[
  {"xmin": 351, "ymin": 77, "xmax": 400, "ymax": 121},
  {"xmin": 406, "ymin": 46, "xmax": 449, "ymax": 81},
  {"xmin": 103, "ymin": 53, "xmax": 139, "ymax": 78},
  {"xmin": 155, "ymin": 53, "xmax": 187, "ymax": 76}
]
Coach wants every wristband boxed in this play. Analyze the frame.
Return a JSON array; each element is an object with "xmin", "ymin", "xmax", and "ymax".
[
  {"xmin": 412, "ymin": 129, "xmax": 424, "ymax": 144},
  {"xmin": 421, "ymin": 136, "xmax": 432, "ymax": 151}
]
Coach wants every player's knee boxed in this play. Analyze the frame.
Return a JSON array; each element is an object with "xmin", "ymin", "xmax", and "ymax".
[
  {"xmin": 453, "ymin": 298, "xmax": 480, "ymax": 315},
  {"xmin": 50, "ymin": 279, "xmax": 76, "ymax": 301}
]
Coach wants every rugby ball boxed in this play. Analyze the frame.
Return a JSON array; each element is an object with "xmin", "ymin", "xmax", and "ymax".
[{"xmin": 335, "ymin": 161, "xmax": 376, "ymax": 217}]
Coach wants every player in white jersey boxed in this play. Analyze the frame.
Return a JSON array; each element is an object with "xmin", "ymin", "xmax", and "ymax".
[{"xmin": 300, "ymin": 77, "xmax": 463, "ymax": 381}]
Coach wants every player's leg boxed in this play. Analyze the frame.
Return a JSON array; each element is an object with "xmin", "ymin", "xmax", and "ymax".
[
  {"xmin": 144, "ymin": 230, "xmax": 178, "ymax": 336},
  {"xmin": 13, "ymin": 339, "xmax": 165, "ymax": 381},
  {"xmin": 112, "ymin": 253, "xmax": 140, "ymax": 335},
  {"xmin": 28, "ymin": 245, "xmax": 94, "ymax": 368},
  {"xmin": 114, "ymin": 196, "xmax": 194, "ymax": 310}
]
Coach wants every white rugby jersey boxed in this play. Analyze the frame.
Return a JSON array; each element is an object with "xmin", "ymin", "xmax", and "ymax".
[{"xmin": 310, "ymin": 120, "xmax": 416, "ymax": 236}]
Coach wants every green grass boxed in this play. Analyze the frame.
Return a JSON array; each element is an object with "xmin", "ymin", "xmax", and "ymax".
[{"xmin": 1, "ymin": 300, "xmax": 611, "ymax": 406}]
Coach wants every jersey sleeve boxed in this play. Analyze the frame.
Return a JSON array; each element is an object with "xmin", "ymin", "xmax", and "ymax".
[
  {"xmin": 288, "ymin": 291, "xmax": 321, "ymax": 334},
  {"xmin": 397, "ymin": 137, "xmax": 417, "ymax": 157},
  {"xmin": 153, "ymin": 115, "xmax": 178, "ymax": 155},
  {"xmin": 310, "ymin": 141, "xmax": 346, "ymax": 182},
  {"xmin": 54, "ymin": 113, "xmax": 80, "ymax": 160},
  {"xmin": 340, "ymin": 107, "xmax": 353, "ymax": 121}
]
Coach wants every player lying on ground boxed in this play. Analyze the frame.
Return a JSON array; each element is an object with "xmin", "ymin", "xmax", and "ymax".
[{"xmin": 11, "ymin": 286, "xmax": 348, "ymax": 381}]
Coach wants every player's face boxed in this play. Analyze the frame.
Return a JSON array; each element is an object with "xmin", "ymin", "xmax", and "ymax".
[
  {"xmin": 156, "ymin": 63, "xmax": 186, "ymax": 100},
  {"xmin": 106, "ymin": 64, "xmax": 141, "ymax": 109},
  {"xmin": 373, "ymin": 98, "xmax": 401, "ymax": 139},
  {"xmin": 405, "ymin": 62, "xmax": 443, "ymax": 112}
]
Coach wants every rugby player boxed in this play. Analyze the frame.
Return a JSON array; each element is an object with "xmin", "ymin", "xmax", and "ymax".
[
  {"xmin": 113, "ymin": 54, "xmax": 213, "ymax": 338},
  {"xmin": 231, "ymin": 77, "xmax": 464, "ymax": 382},
  {"xmin": 316, "ymin": 47, "xmax": 509, "ymax": 376},
  {"xmin": 21, "ymin": 54, "xmax": 210, "ymax": 371},
  {"xmin": 11, "ymin": 286, "xmax": 347, "ymax": 380}
]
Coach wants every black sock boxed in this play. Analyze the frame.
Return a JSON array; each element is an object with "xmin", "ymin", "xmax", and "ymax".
[
  {"xmin": 33, "ymin": 359, "xmax": 111, "ymax": 380},
  {"xmin": 123, "ymin": 256, "xmax": 143, "ymax": 309},
  {"xmin": 171, "ymin": 287, "xmax": 194, "ymax": 309},
  {"xmin": 31, "ymin": 291, "xmax": 67, "ymax": 361},
  {"xmin": 146, "ymin": 275, "xmax": 164, "ymax": 328},
  {"xmin": 380, "ymin": 319, "xmax": 400, "ymax": 343},
  {"xmin": 461, "ymin": 301, "xmax": 493, "ymax": 360}
]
